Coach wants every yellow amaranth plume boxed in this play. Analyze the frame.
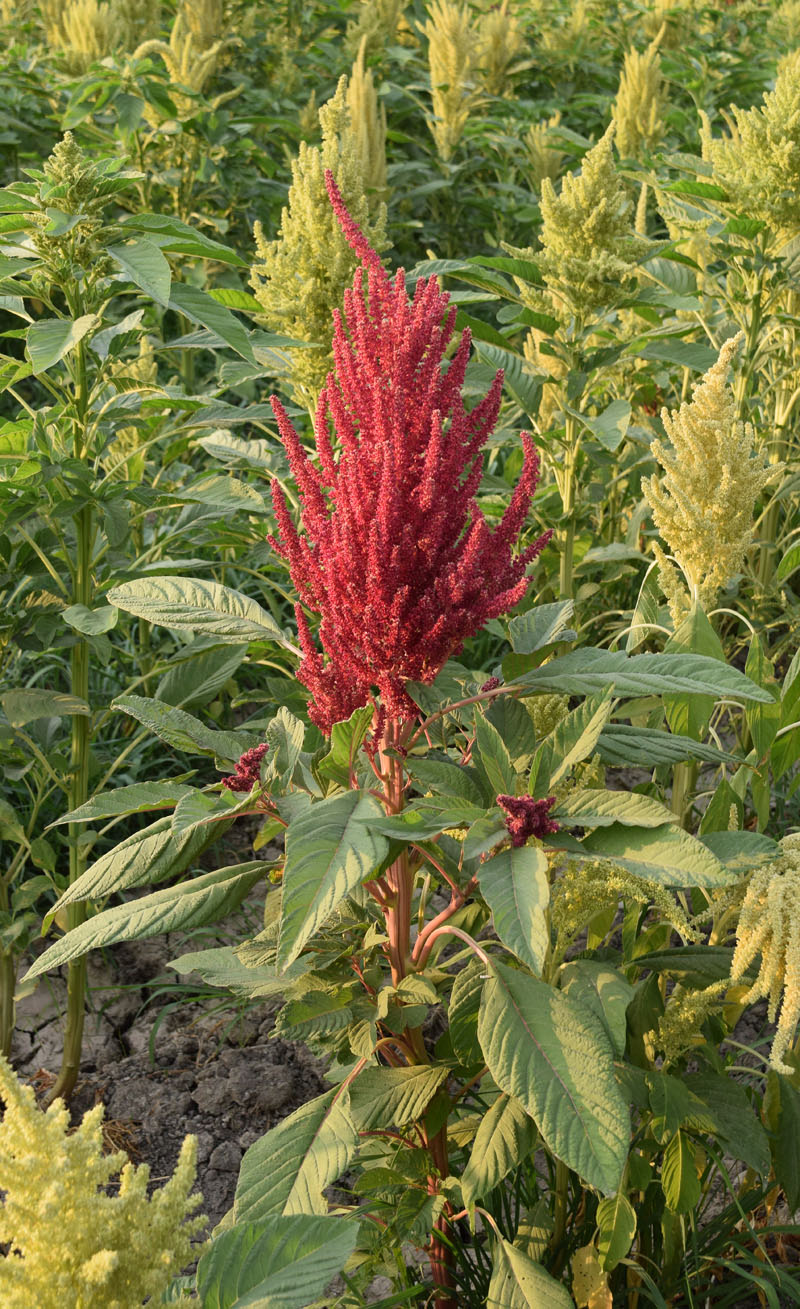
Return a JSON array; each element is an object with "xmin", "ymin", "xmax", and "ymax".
[
  {"xmin": 346, "ymin": 37, "xmax": 388, "ymax": 198},
  {"xmin": 731, "ymin": 833, "xmax": 800, "ymax": 1075},
  {"xmin": 611, "ymin": 30, "xmax": 666, "ymax": 160},
  {"xmin": 133, "ymin": 7, "xmax": 239, "ymax": 119},
  {"xmin": 250, "ymin": 76, "xmax": 388, "ymax": 413},
  {"xmin": 525, "ymin": 111, "xmax": 566, "ymax": 190},
  {"xmin": 476, "ymin": 0, "xmax": 526, "ymax": 97},
  {"xmin": 0, "ymin": 1057, "xmax": 205, "ymax": 1307},
  {"xmin": 424, "ymin": 0, "xmax": 480, "ymax": 161},
  {"xmin": 644, "ymin": 334, "xmax": 777, "ymax": 622}
]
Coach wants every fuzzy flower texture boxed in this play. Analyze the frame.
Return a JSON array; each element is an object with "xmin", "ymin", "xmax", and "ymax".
[
  {"xmin": 269, "ymin": 172, "xmax": 551, "ymax": 733},
  {"xmin": 222, "ymin": 742, "xmax": 269, "ymax": 792}
]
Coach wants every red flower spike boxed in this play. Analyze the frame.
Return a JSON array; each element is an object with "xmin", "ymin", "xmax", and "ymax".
[
  {"xmin": 221, "ymin": 743, "xmax": 270, "ymax": 793},
  {"xmin": 497, "ymin": 794, "xmax": 559, "ymax": 847},
  {"xmin": 267, "ymin": 170, "xmax": 552, "ymax": 734}
]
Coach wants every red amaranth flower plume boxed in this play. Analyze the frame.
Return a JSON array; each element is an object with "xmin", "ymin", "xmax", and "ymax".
[
  {"xmin": 268, "ymin": 170, "xmax": 551, "ymax": 733},
  {"xmin": 221, "ymin": 743, "xmax": 269, "ymax": 792},
  {"xmin": 497, "ymin": 794, "xmax": 559, "ymax": 847}
]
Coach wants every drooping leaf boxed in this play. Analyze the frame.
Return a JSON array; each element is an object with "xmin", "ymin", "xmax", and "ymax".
[
  {"xmin": 107, "ymin": 238, "xmax": 171, "ymax": 307},
  {"xmin": 26, "ymin": 313, "xmax": 97, "ymax": 373},
  {"xmin": 553, "ymin": 789, "xmax": 675, "ymax": 829},
  {"xmin": 1, "ymin": 688, "xmax": 90, "ymax": 727},
  {"xmin": 24, "ymin": 863, "xmax": 267, "ymax": 980},
  {"xmin": 278, "ymin": 791, "xmax": 388, "ymax": 969},
  {"xmin": 62, "ymin": 604, "xmax": 118, "ymax": 636},
  {"xmin": 108, "ymin": 577, "xmax": 293, "ymax": 648},
  {"xmin": 595, "ymin": 724, "xmax": 735, "ymax": 768},
  {"xmin": 596, "ymin": 1193, "xmax": 637, "ymax": 1271},
  {"xmin": 156, "ymin": 644, "xmax": 248, "ymax": 708},
  {"xmin": 514, "ymin": 649, "xmax": 771, "ymax": 703},
  {"xmin": 168, "ymin": 945, "xmax": 308, "ymax": 997},
  {"xmin": 50, "ymin": 781, "xmax": 195, "ymax": 826},
  {"xmin": 487, "ymin": 1237, "xmax": 576, "ymax": 1308},
  {"xmin": 478, "ymin": 961, "xmax": 629, "ymax": 1194},
  {"xmin": 661, "ymin": 1130, "xmax": 701, "ymax": 1213},
  {"xmin": 462, "ymin": 1094, "xmax": 538, "ymax": 1205},
  {"xmin": 349, "ymin": 1065, "xmax": 449, "ymax": 1129},
  {"xmin": 508, "ymin": 601, "xmax": 575, "ymax": 654},
  {"xmin": 113, "ymin": 694, "xmax": 256, "ymax": 764},
  {"xmin": 195, "ymin": 1214, "xmax": 359, "ymax": 1309},
  {"xmin": 478, "ymin": 845, "xmax": 550, "ymax": 975},
  {"xmin": 684, "ymin": 1071, "xmax": 770, "ymax": 1176},
  {"xmin": 579, "ymin": 823, "xmax": 731, "ymax": 887},
  {"xmin": 234, "ymin": 1088, "xmax": 358, "ymax": 1222}
]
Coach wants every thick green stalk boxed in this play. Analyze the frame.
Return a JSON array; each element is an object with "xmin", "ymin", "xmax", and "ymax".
[
  {"xmin": 558, "ymin": 412, "xmax": 579, "ymax": 599},
  {"xmin": 670, "ymin": 759, "xmax": 697, "ymax": 831},
  {"xmin": 0, "ymin": 949, "xmax": 15, "ymax": 1059}
]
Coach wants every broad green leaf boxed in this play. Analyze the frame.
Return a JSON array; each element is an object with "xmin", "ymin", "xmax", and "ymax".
[
  {"xmin": 684, "ymin": 1072, "xmax": 770, "ymax": 1175},
  {"xmin": 462, "ymin": 1094, "xmax": 538, "ymax": 1205},
  {"xmin": 699, "ymin": 829, "xmax": 780, "ymax": 871},
  {"xmin": 169, "ymin": 946, "xmax": 309, "ymax": 998},
  {"xmin": 774, "ymin": 1075, "xmax": 800, "ymax": 1210},
  {"xmin": 744, "ymin": 633, "xmax": 781, "ymax": 759},
  {"xmin": 108, "ymin": 577, "xmax": 293, "ymax": 648},
  {"xmin": 234, "ymin": 1088, "xmax": 358, "ymax": 1222},
  {"xmin": 631, "ymin": 945, "xmax": 736, "ymax": 986},
  {"xmin": 508, "ymin": 601, "xmax": 575, "ymax": 654},
  {"xmin": 107, "ymin": 238, "xmax": 171, "ymax": 307},
  {"xmin": 448, "ymin": 959, "xmax": 484, "ymax": 1067},
  {"xmin": 264, "ymin": 707, "xmax": 305, "ymax": 791},
  {"xmin": 553, "ymin": 789, "xmax": 675, "ymax": 828},
  {"xmin": 406, "ymin": 757, "xmax": 486, "ymax": 807},
  {"xmin": 475, "ymin": 341, "xmax": 543, "ymax": 416},
  {"xmin": 580, "ymin": 822, "xmax": 731, "ymax": 887},
  {"xmin": 196, "ymin": 1214, "xmax": 358, "ymax": 1309},
  {"xmin": 478, "ymin": 961, "xmax": 629, "ymax": 1194},
  {"xmin": 170, "ymin": 281, "xmax": 254, "ymax": 361},
  {"xmin": 640, "ymin": 338, "xmax": 717, "ymax": 371},
  {"xmin": 25, "ymin": 862, "xmax": 266, "ymax": 980},
  {"xmin": 647, "ymin": 1071, "xmax": 691, "ymax": 1142},
  {"xmin": 514, "ymin": 649, "xmax": 771, "ymax": 702},
  {"xmin": 61, "ymin": 603, "xmax": 118, "ymax": 635},
  {"xmin": 279, "ymin": 791, "xmax": 388, "ymax": 969},
  {"xmin": 43, "ymin": 813, "xmax": 218, "ymax": 921},
  {"xmin": 349, "ymin": 1065, "xmax": 449, "ymax": 1128},
  {"xmin": 560, "ymin": 962, "xmax": 634, "ymax": 1060},
  {"xmin": 581, "ymin": 398, "xmax": 631, "ymax": 453},
  {"xmin": 120, "ymin": 212, "xmax": 248, "ymax": 265},
  {"xmin": 1, "ymin": 688, "xmax": 90, "ymax": 727},
  {"xmin": 175, "ymin": 475, "xmax": 269, "ymax": 516},
  {"xmin": 156, "ymin": 644, "xmax": 248, "ymax": 708},
  {"xmin": 485, "ymin": 696, "xmax": 538, "ymax": 769},
  {"xmin": 474, "ymin": 711, "xmax": 516, "ymax": 795},
  {"xmin": 596, "ymin": 1193, "xmax": 637, "ymax": 1271},
  {"xmin": 626, "ymin": 565, "xmax": 661, "ymax": 653},
  {"xmin": 777, "ymin": 540, "xmax": 800, "ymax": 581},
  {"xmin": 26, "ymin": 313, "xmax": 97, "ymax": 373},
  {"xmin": 531, "ymin": 694, "xmax": 612, "ymax": 792},
  {"xmin": 196, "ymin": 429, "xmax": 281, "ymax": 470},
  {"xmin": 316, "ymin": 706, "xmax": 374, "ymax": 787},
  {"xmin": 664, "ymin": 604, "xmax": 724, "ymax": 740},
  {"xmin": 487, "ymin": 1237, "xmax": 575, "ymax": 1308},
  {"xmin": 50, "ymin": 781, "xmax": 195, "ymax": 826},
  {"xmin": 113, "ymin": 694, "xmax": 256, "ymax": 764},
  {"xmin": 596, "ymin": 724, "xmax": 735, "ymax": 768},
  {"xmin": 662, "ymin": 1131, "xmax": 701, "ymax": 1213},
  {"xmin": 478, "ymin": 845, "xmax": 550, "ymax": 975}
]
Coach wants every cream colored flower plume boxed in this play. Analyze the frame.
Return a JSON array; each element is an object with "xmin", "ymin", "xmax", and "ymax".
[{"xmin": 644, "ymin": 334, "xmax": 777, "ymax": 622}]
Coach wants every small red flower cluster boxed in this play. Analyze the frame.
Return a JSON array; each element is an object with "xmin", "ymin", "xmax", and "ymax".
[
  {"xmin": 268, "ymin": 171, "xmax": 551, "ymax": 734},
  {"xmin": 497, "ymin": 794, "xmax": 559, "ymax": 847},
  {"xmin": 221, "ymin": 743, "xmax": 269, "ymax": 793}
]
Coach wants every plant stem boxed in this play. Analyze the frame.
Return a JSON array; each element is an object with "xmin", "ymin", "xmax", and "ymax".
[
  {"xmin": 670, "ymin": 760, "xmax": 697, "ymax": 831},
  {"xmin": 558, "ymin": 412, "xmax": 579, "ymax": 599},
  {"xmin": 0, "ymin": 947, "xmax": 15, "ymax": 1059},
  {"xmin": 550, "ymin": 1159, "xmax": 569, "ymax": 1258}
]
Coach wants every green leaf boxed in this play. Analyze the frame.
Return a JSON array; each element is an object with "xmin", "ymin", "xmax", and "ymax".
[
  {"xmin": 560, "ymin": 962, "xmax": 634, "ymax": 1060},
  {"xmin": 662, "ymin": 1131, "xmax": 701, "ymax": 1213},
  {"xmin": 532, "ymin": 694, "xmax": 612, "ymax": 792},
  {"xmin": 24, "ymin": 862, "xmax": 266, "ymax": 981},
  {"xmin": 777, "ymin": 540, "xmax": 800, "ymax": 581},
  {"xmin": 315, "ymin": 706, "xmax": 373, "ymax": 787},
  {"xmin": 107, "ymin": 238, "xmax": 171, "ymax": 307},
  {"xmin": 26, "ymin": 314, "xmax": 97, "ymax": 373},
  {"xmin": 120, "ymin": 212, "xmax": 248, "ymax": 265},
  {"xmin": 234, "ymin": 1088, "xmax": 358, "ymax": 1222},
  {"xmin": 264, "ymin": 707, "xmax": 305, "ymax": 791},
  {"xmin": 475, "ymin": 341, "xmax": 543, "ymax": 416},
  {"xmin": 108, "ymin": 577, "xmax": 294, "ymax": 649},
  {"xmin": 487, "ymin": 1237, "xmax": 576, "ymax": 1308},
  {"xmin": 279, "ymin": 791, "xmax": 388, "ymax": 969},
  {"xmin": 406, "ymin": 757, "xmax": 486, "ymax": 807},
  {"xmin": 581, "ymin": 398, "xmax": 631, "ymax": 453},
  {"xmin": 631, "ymin": 945, "xmax": 736, "ymax": 987},
  {"xmin": 514, "ymin": 649, "xmax": 771, "ymax": 702},
  {"xmin": 664, "ymin": 604, "xmax": 724, "ymax": 740},
  {"xmin": 170, "ymin": 281, "xmax": 255, "ymax": 361},
  {"xmin": 647, "ymin": 1071, "xmax": 691, "ymax": 1142},
  {"xmin": 176, "ymin": 475, "xmax": 269, "ymax": 517},
  {"xmin": 684, "ymin": 1072, "xmax": 770, "ymax": 1175},
  {"xmin": 774, "ymin": 1075, "xmax": 800, "ymax": 1210},
  {"xmin": 1, "ymin": 688, "xmax": 90, "ymax": 727},
  {"xmin": 508, "ymin": 601, "xmax": 575, "ymax": 654},
  {"xmin": 478, "ymin": 845, "xmax": 550, "ymax": 975},
  {"xmin": 196, "ymin": 1214, "xmax": 359, "ymax": 1309},
  {"xmin": 640, "ymin": 338, "xmax": 718, "ymax": 371},
  {"xmin": 349, "ymin": 1065, "xmax": 449, "ymax": 1129},
  {"xmin": 580, "ymin": 823, "xmax": 730, "ymax": 887},
  {"xmin": 43, "ymin": 813, "xmax": 219, "ymax": 922},
  {"xmin": 553, "ymin": 789, "xmax": 675, "ymax": 828},
  {"xmin": 474, "ymin": 711, "xmax": 516, "ymax": 795},
  {"xmin": 596, "ymin": 724, "xmax": 735, "ymax": 768},
  {"xmin": 699, "ymin": 829, "xmax": 780, "ymax": 871},
  {"xmin": 62, "ymin": 603, "xmax": 118, "ymax": 635},
  {"xmin": 478, "ymin": 961, "xmax": 629, "ymax": 1194},
  {"xmin": 50, "ymin": 781, "xmax": 195, "ymax": 826},
  {"xmin": 744, "ymin": 633, "xmax": 781, "ymax": 759},
  {"xmin": 448, "ymin": 960, "xmax": 484, "ymax": 1067},
  {"xmin": 596, "ymin": 1193, "xmax": 637, "ymax": 1271},
  {"xmin": 462, "ymin": 1094, "xmax": 538, "ymax": 1205},
  {"xmin": 156, "ymin": 644, "xmax": 248, "ymax": 708},
  {"xmin": 169, "ymin": 946, "xmax": 309, "ymax": 998},
  {"xmin": 113, "ymin": 694, "xmax": 256, "ymax": 764},
  {"xmin": 626, "ymin": 565, "xmax": 661, "ymax": 653}
]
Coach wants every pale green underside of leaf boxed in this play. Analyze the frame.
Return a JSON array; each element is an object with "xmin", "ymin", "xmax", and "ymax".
[
  {"xmin": 515, "ymin": 649, "xmax": 772, "ymax": 702},
  {"xmin": 50, "ymin": 781, "xmax": 196, "ymax": 826},
  {"xmin": 348, "ymin": 1065, "xmax": 449, "ymax": 1129},
  {"xmin": 487, "ymin": 1237, "xmax": 576, "ymax": 1308},
  {"xmin": 478, "ymin": 961, "xmax": 629, "ymax": 1195},
  {"xmin": 553, "ymin": 789, "xmax": 677, "ymax": 828},
  {"xmin": 195, "ymin": 1213, "xmax": 359, "ymax": 1309},
  {"xmin": 579, "ymin": 822, "xmax": 732, "ymax": 887},
  {"xmin": 461, "ymin": 1093, "xmax": 539, "ymax": 1205},
  {"xmin": 108, "ymin": 576, "xmax": 295, "ymax": 649},
  {"xmin": 478, "ymin": 845, "xmax": 550, "ymax": 975}
]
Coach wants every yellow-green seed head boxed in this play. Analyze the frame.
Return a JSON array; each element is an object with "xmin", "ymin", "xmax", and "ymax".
[
  {"xmin": 476, "ymin": 0, "xmax": 526, "ymax": 97},
  {"xmin": 644, "ymin": 334, "xmax": 778, "ymax": 621},
  {"xmin": 538, "ymin": 125, "xmax": 651, "ymax": 317},
  {"xmin": 731, "ymin": 834, "xmax": 800, "ymax": 1074},
  {"xmin": 525, "ymin": 110, "xmax": 566, "ymax": 190},
  {"xmin": 424, "ymin": 0, "xmax": 480, "ymax": 161},
  {"xmin": 346, "ymin": 37, "xmax": 388, "ymax": 198},
  {"xmin": 0, "ymin": 1057, "xmax": 206, "ymax": 1307},
  {"xmin": 709, "ymin": 48, "xmax": 800, "ymax": 234},
  {"xmin": 611, "ymin": 32, "xmax": 667, "ymax": 160},
  {"xmin": 250, "ymin": 76, "xmax": 388, "ymax": 413}
]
